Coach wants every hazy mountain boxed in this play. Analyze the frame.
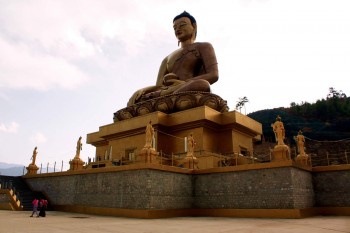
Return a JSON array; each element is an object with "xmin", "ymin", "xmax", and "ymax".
[
  {"xmin": 0, "ymin": 162, "xmax": 56, "ymax": 176},
  {"xmin": 0, "ymin": 162, "xmax": 24, "ymax": 176},
  {"xmin": 0, "ymin": 167, "xmax": 25, "ymax": 176},
  {"xmin": 0, "ymin": 162, "xmax": 24, "ymax": 169}
]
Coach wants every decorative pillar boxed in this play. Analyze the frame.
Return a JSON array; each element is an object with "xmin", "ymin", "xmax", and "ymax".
[
  {"xmin": 69, "ymin": 136, "xmax": 85, "ymax": 170},
  {"xmin": 26, "ymin": 147, "xmax": 39, "ymax": 175}
]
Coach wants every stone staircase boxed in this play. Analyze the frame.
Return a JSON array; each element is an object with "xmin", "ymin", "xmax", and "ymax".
[{"xmin": 0, "ymin": 175, "xmax": 47, "ymax": 210}]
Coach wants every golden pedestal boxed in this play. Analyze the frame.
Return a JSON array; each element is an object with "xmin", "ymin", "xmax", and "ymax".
[
  {"xmin": 138, "ymin": 148, "xmax": 158, "ymax": 164},
  {"xmin": 26, "ymin": 164, "xmax": 39, "ymax": 175},
  {"xmin": 69, "ymin": 158, "xmax": 85, "ymax": 171},
  {"xmin": 183, "ymin": 156, "xmax": 199, "ymax": 169},
  {"xmin": 272, "ymin": 144, "xmax": 291, "ymax": 161},
  {"xmin": 87, "ymin": 106, "xmax": 262, "ymax": 169},
  {"xmin": 295, "ymin": 154, "xmax": 311, "ymax": 167}
]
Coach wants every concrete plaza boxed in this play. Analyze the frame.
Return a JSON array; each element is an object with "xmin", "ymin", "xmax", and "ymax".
[{"xmin": 0, "ymin": 210, "xmax": 349, "ymax": 233}]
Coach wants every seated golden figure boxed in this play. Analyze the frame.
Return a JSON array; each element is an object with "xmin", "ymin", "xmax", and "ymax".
[{"xmin": 127, "ymin": 11, "xmax": 219, "ymax": 106}]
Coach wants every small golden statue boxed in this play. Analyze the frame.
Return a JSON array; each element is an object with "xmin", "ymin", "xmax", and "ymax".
[
  {"xmin": 271, "ymin": 115, "xmax": 290, "ymax": 161},
  {"xmin": 75, "ymin": 136, "xmax": 82, "ymax": 159},
  {"xmin": 186, "ymin": 133, "xmax": 195, "ymax": 157},
  {"xmin": 69, "ymin": 136, "xmax": 85, "ymax": 171},
  {"xmin": 144, "ymin": 121, "xmax": 154, "ymax": 149},
  {"xmin": 139, "ymin": 121, "xmax": 157, "ymax": 163},
  {"xmin": 272, "ymin": 115, "xmax": 285, "ymax": 145},
  {"xmin": 294, "ymin": 130, "xmax": 310, "ymax": 166},
  {"xmin": 26, "ymin": 147, "xmax": 39, "ymax": 175},
  {"xmin": 30, "ymin": 146, "xmax": 38, "ymax": 165},
  {"xmin": 183, "ymin": 132, "xmax": 198, "ymax": 169},
  {"xmin": 295, "ymin": 130, "xmax": 306, "ymax": 156}
]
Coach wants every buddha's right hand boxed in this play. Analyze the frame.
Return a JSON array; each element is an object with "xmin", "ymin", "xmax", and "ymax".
[{"xmin": 134, "ymin": 89, "xmax": 145, "ymax": 101}]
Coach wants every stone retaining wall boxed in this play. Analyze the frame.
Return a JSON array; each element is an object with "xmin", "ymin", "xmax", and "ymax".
[
  {"xmin": 26, "ymin": 169, "xmax": 193, "ymax": 210},
  {"xmin": 24, "ymin": 164, "xmax": 350, "ymax": 218},
  {"xmin": 313, "ymin": 169, "xmax": 350, "ymax": 207},
  {"xmin": 194, "ymin": 167, "xmax": 314, "ymax": 209},
  {"xmin": 25, "ymin": 164, "xmax": 316, "ymax": 211}
]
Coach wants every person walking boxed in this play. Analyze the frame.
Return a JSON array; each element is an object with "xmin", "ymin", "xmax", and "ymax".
[
  {"xmin": 39, "ymin": 199, "xmax": 48, "ymax": 217},
  {"xmin": 30, "ymin": 198, "xmax": 39, "ymax": 217}
]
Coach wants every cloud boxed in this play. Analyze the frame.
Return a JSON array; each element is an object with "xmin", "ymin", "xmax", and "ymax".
[
  {"xmin": 30, "ymin": 132, "xmax": 48, "ymax": 144},
  {"xmin": 0, "ymin": 121, "xmax": 19, "ymax": 133},
  {"xmin": 0, "ymin": 1, "xmax": 161, "ymax": 91},
  {"xmin": 0, "ymin": 92, "xmax": 10, "ymax": 101},
  {"xmin": 0, "ymin": 36, "xmax": 89, "ymax": 91}
]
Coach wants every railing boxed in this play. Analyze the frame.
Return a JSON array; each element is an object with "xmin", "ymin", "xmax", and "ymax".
[
  {"xmin": 22, "ymin": 160, "xmax": 71, "ymax": 175},
  {"xmin": 303, "ymin": 137, "xmax": 350, "ymax": 167},
  {"xmin": 20, "ymin": 147, "xmax": 350, "ymax": 175},
  {"xmin": 253, "ymin": 144, "xmax": 350, "ymax": 168},
  {"xmin": 156, "ymin": 150, "xmax": 259, "ymax": 169},
  {"xmin": 309, "ymin": 151, "xmax": 349, "ymax": 167}
]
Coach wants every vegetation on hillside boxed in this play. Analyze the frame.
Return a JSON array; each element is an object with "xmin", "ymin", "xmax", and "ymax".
[
  {"xmin": 248, "ymin": 87, "xmax": 350, "ymax": 143},
  {"xmin": 289, "ymin": 87, "xmax": 350, "ymax": 120}
]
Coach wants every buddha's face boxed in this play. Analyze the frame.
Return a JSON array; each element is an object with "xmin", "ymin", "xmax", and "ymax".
[{"xmin": 173, "ymin": 17, "xmax": 195, "ymax": 42}]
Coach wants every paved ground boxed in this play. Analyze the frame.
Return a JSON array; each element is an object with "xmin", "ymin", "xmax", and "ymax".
[{"xmin": 0, "ymin": 210, "xmax": 349, "ymax": 233}]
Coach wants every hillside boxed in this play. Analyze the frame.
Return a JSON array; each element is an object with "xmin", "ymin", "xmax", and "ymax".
[
  {"xmin": 248, "ymin": 88, "xmax": 350, "ymax": 142},
  {"xmin": 248, "ymin": 108, "xmax": 350, "ymax": 143},
  {"xmin": 247, "ymin": 89, "xmax": 350, "ymax": 166}
]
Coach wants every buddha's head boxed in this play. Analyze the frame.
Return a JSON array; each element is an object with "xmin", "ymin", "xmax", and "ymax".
[{"xmin": 173, "ymin": 11, "xmax": 197, "ymax": 43}]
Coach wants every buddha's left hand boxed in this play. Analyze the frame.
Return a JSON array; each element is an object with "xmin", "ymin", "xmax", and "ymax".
[{"xmin": 163, "ymin": 73, "xmax": 179, "ymax": 85}]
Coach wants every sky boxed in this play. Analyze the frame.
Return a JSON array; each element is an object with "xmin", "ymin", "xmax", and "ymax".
[{"xmin": 0, "ymin": 0, "xmax": 349, "ymax": 168}]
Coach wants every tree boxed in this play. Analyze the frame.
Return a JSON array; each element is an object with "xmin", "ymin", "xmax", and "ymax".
[
  {"xmin": 235, "ymin": 96, "xmax": 249, "ymax": 114},
  {"xmin": 327, "ymin": 87, "xmax": 347, "ymax": 99}
]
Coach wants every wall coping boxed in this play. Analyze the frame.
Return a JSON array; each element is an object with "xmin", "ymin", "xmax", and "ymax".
[
  {"xmin": 312, "ymin": 164, "xmax": 350, "ymax": 172},
  {"xmin": 52, "ymin": 205, "xmax": 350, "ymax": 219},
  {"xmin": 22, "ymin": 160, "xmax": 313, "ymax": 179}
]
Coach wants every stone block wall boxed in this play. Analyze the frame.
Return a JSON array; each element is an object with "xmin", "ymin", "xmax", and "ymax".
[
  {"xmin": 26, "ymin": 165, "xmax": 316, "ymax": 211},
  {"xmin": 313, "ymin": 170, "xmax": 350, "ymax": 207},
  {"xmin": 26, "ymin": 169, "xmax": 193, "ymax": 210},
  {"xmin": 290, "ymin": 169, "xmax": 315, "ymax": 209},
  {"xmin": 24, "ymin": 164, "xmax": 350, "ymax": 218},
  {"xmin": 194, "ymin": 167, "xmax": 314, "ymax": 209}
]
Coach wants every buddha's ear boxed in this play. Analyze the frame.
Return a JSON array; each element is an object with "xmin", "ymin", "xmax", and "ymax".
[{"xmin": 192, "ymin": 23, "xmax": 197, "ymax": 41}]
